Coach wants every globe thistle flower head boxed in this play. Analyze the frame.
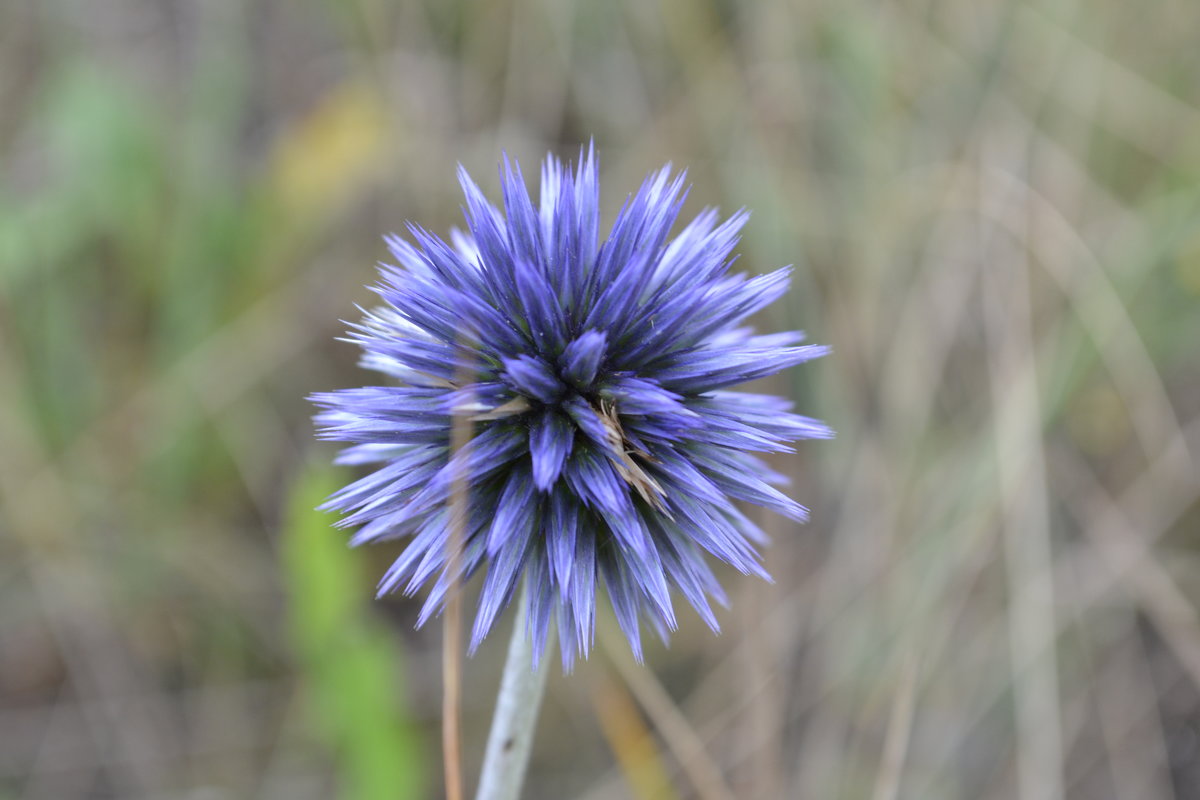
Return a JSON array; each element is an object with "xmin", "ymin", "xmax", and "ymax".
[{"xmin": 313, "ymin": 146, "xmax": 830, "ymax": 668}]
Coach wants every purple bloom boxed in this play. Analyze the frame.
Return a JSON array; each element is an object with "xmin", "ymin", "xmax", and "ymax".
[{"xmin": 312, "ymin": 147, "xmax": 830, "ymax": 667}]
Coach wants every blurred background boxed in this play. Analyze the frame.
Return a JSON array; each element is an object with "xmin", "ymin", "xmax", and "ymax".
[{"xmin": 2, "ymin": 0, "xmax": 1199, "ymax": 798}]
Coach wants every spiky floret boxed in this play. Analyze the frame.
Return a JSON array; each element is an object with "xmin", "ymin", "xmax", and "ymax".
[{"xmin": 313, "ymin": 147, "xmax": 830, "ymax": 667}]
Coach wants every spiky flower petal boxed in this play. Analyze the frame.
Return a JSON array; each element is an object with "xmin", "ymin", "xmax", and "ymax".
[{"xmin": 313, "ymin": 147, "xmax": 830, "ymax": 667}]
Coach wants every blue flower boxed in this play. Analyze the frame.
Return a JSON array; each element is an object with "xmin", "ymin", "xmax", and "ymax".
[{"xmin": 312, "ymin": 147, "xmax": 830, "ymax": 667}]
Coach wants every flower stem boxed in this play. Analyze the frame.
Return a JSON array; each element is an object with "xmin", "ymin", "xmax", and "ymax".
[{"xmin": 474, "ymin": 588, "xmax": 550, "ymax": 800}]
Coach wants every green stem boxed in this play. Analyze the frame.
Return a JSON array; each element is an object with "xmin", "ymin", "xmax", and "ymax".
[{"xmin": 474, "ymin": 587, "xmax": 551, "ymax": 800}]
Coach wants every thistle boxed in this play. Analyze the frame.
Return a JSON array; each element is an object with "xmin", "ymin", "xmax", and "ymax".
[{"xmin": 312, "ymin": 146, "xmax": 829, "ymax": 670}]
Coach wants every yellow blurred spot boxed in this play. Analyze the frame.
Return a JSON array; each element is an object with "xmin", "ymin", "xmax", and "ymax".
[
  {"xmin": 267, "ymin": 82, "xmax": 391, "ymax": 220},
  {"xmin": 1175, "ymin": 231, "xmax": 1200, "ymax": 295},
  {"xmin": 592, "ymin": 672, "xmax": 680, "ymax": 800},
  {"xmin": 1066, "ymin": 382, "xmax": 1130, "ymax": 457},
  {"xmin": 1177, "ymin": 262, "xmax": 1200, "ymax": 295}
]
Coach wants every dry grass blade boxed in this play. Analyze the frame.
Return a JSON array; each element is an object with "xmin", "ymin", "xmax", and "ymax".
[
  {"xmin": 1060, "ymin": 452, "xmax": 1200, "ymax": 692},
  {"xmin": 590, "ymin": 669, "xmax": 679, "ymax": 800},
  {"xmin": 981, "ymin": 153, "xmax": 1064, "ymax": 800},
  {"xmin": 870, "ymin": 651, "xmax": 920, "ymax": 800},
  {"xmin": 598, "ymin": 621, "xmax": 735, "ymax": 800},
  {"xmin": 1084, "ymin": 613, "xmax": 1174, "ymax": 800},
  {"xmin": 442, "ymin": 370, "xmax": 477, "ymax": 800}
]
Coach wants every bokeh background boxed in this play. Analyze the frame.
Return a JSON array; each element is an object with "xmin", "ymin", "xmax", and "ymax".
[{"xmin": 3, "ymin": 0, "xmax": 1200, "ymax": 798}]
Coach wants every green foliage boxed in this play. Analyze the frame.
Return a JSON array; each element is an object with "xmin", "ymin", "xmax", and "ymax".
[{"xmin": 283, "ymin": 464, "xmax": 428, "ymax": 800}]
